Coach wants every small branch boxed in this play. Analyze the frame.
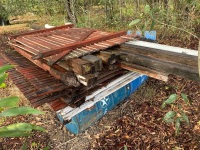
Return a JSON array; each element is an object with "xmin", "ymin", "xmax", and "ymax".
[
  {"xmin": 55, "ymin": 137, "xmax": 77, "ymax": 149},
  {"xmin": 153, "ymin": 18, "xmax": 199, "ymax": 40}
]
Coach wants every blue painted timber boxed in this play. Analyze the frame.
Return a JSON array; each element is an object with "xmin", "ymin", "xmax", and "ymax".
[{"xmin": 58, "ymin": 75, "xmax": 148, "ymax": 134}]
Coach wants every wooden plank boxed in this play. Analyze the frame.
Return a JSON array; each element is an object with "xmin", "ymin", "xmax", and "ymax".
[
  {"xmin": 97, "ymin": 51, "xmax": 118, "ymax": 64},
  {"xmin": 82, "ymin": 55, "xmax": 102, "ymax": 72},
  {"xmin": 120, "ymin": 52, "xmax": 200, "ymax": 82},
  {"xmin": 69, "ymin": 58, "xmax": 95, "ymax": 75},
  {"xmin": 120, "ymin": 45, "xmax": 198, "ymax": 68},
  {"xmin": 123, "ymin": 41, "xmax": 198, "ymax": 56},
  {"xmin": 76, "ymin": 74, "xmax": 97, "ymax": 87},
  {"xmin": 119, "ymin": 62, "xmax": 168, "ymax": 82}
]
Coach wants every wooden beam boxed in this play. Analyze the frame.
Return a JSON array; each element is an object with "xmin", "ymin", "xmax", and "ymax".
[
  {"xmin": 82, "ymin": 55, "xmax": 102, "ymax": 72},
  {"xmin": 69, "ymin": 58, "xmax": 95, "ymax": 75},
  {"xmin": 119, "ymin": 41, "xmax": 200, "ymax": 82},
  {"xmin": 121, "ymin": 45, "xmax": 198, "ymax": 68},
  {"xmin": 97, "ymin": 51, "xmax": 118, "ymax": 64},
  {"xmin": 119, "ymin": 62, "xmax": 168, "ymax": 82}
]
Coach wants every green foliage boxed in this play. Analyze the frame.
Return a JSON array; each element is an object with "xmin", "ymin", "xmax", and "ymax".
[
  {"xmin": 0, "ymin": 65, "xmax": 13, "ymax": 87},
  {"xmin": 162, "ymin": 93, "xmax": 190, "ymax": 135},
  {"xmin": 163, "ymin": 111, "xmax": 176, "ymax": 123},
  {"xmin": 0, "ymin": 4, "xmax": 9, "ymax": 19},
  {"xmin": 0, "ymin": 96, "xmax": 19, "ymax": 108},
  {"xmin": 129, "ymin": 5, "xmax": 156, "ymax": 32},
  {"xmin": 129, "ymin": 19, "xmax": 141, "ymax": 27},
  {"xmin": 1, "ymin": 0, "xmax": 199, "ymax": 40},
  {"xmin": 181, "ymin": 93, "xmax": 189, "ymax": 104},
  {"xmin": 0, "ymin": 107, "xmax": 44, "ymax": 117},
  {"xmin": 161, "ymin": 94, "xmax": 177, "ymax": 109},
  {"xmin": 0, "ymin": 123, "xmax": 45, "ymax": 137},
  {"xmin": 0, "ymin": 65, "xmax": 45, "ymax": 138},
  {"xmin": 0, "ymin": 73, "xmax": 8, "ymax": 85},
  {"xmin": 124, "ymin": 145, "xmax": 128, "ymax": 150}
]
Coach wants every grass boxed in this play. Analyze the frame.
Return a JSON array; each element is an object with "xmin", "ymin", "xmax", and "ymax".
[{"xmin": 0, "ymin": 24, "xmax": 29, "ymax": 34}]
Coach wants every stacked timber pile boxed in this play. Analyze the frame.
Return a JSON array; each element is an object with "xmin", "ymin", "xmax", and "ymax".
[
  {"xmin": 6, "ymin": 24, "xmax": 136, "ymax": 110},
  {"xmin": 119, "ymin": 41, "xmax": 200, "ymax": 82}
]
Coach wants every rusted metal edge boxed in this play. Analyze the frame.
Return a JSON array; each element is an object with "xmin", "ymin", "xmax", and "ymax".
[
  {"xmin": 119, "ymin": 62, "xmax": 168, "ymax": 82},
  {"xmin": 9, "ymin": 24, "xmax": 74, "ymax": 40},
  {"xmin": 0, "ymin": 51, "xmax": 67, "ymax": 96},
  {"xmin": 9, "ymin": 45, "xmax": 64, "ymax": 80},
  {"xmin": 32, "ymin": 31, "xmax": 128, "ymax": 59}
]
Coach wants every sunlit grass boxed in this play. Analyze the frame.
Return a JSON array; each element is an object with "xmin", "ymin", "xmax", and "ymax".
[{"xmin": 0, "ymin": 24, "xmax": 29, "ymax": 35}]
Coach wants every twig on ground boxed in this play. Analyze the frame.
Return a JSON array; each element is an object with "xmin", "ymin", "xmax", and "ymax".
[{"xmin": 55, "ymin": 137, "xmax": 77, "ymax": 149}]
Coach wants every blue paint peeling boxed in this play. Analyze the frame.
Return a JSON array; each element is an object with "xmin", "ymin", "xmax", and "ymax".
[{"xmin": 58, "ymin": 75, "xmax": 148, "ymax": 134}]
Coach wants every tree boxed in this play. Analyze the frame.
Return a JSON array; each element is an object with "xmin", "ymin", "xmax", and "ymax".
[
  {"xmin": 0, "ymin": 4, "xmax": 10, "ymax": 26},
  {"xmin": 65, "ymin": 0, "xmax": 77, "ymax": 24}
]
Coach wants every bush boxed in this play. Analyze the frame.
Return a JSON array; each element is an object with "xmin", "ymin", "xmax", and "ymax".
[{"xmin": 0, "ymin": 65, "xmax": 45, "ymax": 138}]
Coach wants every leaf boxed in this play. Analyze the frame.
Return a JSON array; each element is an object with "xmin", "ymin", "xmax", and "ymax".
[
  {"xmin": 181, "ymin": 93, "xmax": 189, "ymax": 104},
  {"xmin": 149, "ymin": 10, "xmax": 154, "ymax": 18},
  {"xmin": 144, "ymin": 5, "xmax": 151, "ymax": 14},
  {"xmin": 142, "ymin": 23, "xmax": 146, "ymax": 33},
  {"xmin": 0, "ymin": 107, "xmax": 4, "ymax": 112},
  {"xmin": 161, "ymin": 103, "xmax": 166, "ymax": 109},
  {"xmin": 0, "ymin": 96, "xmax": 19, "ymax": 108},
  {"xmin": 163, "ymin": 111, "xmax": 176, "ymax": 123},
  {"xmin": 0, "ymin": 73, "xmax": 8, "ymax": 85},
  {"xmin": 0, "ymin": 123, "xmax": 45, "ymax": 133},
  {"xmin": 129, "ymin": 19, "xmax": 141, "ymax": 27},
  {"xmin": 31, "ymin": 125, "xmax": 45, "ymax": 131},
  {"xmin": 124, "ymin": 145, "xmax": 128, "ymax": 150},
  {"xmin": 0, "ymin": 130, "xmax": 30, "ymax": 137},
  {"xmin": 162, "ymin": 94, "xmax": 177, "ymax": 108},
  {"xmin": 0, "ymin": 107, "xmax": 44, "ymax": 117},
  {"xmin": 175, "ymin": 118, "xmax": 181, "ymax": 135},
  {"xmin": 150, "ymin": 20, "xmax": 155, "ymax": 30},
  {"xmin": 43, "ymin": 146, "xmax": 50, "ymax": 150},
  {"xmin": 22, "ymin": 142, "xmax": 28, "ymax": 150},
  {"xmin": 0, "ymin": 65, "xmax": 14, "ymax": 75},
  {"xmin": 31, "ymin": 142, "xmax": 37, "ymax": 147},
  {"xmin": 0, "ymin": 83, "xmax": 6, "ymax": 88},
  {"xmin": 181, "ymin": 112, "xmax": 189, "ymax": 125}
]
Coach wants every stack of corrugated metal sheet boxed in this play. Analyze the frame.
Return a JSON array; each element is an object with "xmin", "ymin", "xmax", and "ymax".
[
  {"xmin": 0, "ymin": 25, "xmax": 149, "ymax": 134},
  {"xmin": 6, "ymin": 24, "xmax": 137, "ymax": 110}
]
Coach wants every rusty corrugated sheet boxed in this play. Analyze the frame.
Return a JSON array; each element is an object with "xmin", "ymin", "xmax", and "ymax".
[
  {"xmin": 0, "ymin": 51, "xmax": 71, "ymax": 108},
  {"xmin": 9, "ymin": 25, "xmax": 136, "ymax": 65},
  {"xmin": 5, "ymin": 25, "xmax": 135, "ymax": 111}
]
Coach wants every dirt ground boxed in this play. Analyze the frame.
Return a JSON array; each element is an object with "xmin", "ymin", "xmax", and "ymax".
[{"xmin": 0, "ymin": 25, "xmax": 200, "ymax": 150}]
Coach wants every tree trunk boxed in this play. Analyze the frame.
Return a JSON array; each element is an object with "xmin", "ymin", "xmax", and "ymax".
[
  {"xmin": 65, "ymin": 0, "xmax": 77, "ymax": 24},
  {"xmin": 0, "ymin": 17, "xmax": 10, "ymax": 26}
]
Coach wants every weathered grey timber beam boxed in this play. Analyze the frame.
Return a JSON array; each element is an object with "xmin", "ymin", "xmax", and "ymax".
[{"xmin": 119, "ymin": 41, "xmax": 200, "ymax": 82}]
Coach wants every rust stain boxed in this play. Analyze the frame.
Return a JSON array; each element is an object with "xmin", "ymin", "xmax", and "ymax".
[{"xmin": 120, "ymin": 62, "xmax": 168, "ymax": 82}]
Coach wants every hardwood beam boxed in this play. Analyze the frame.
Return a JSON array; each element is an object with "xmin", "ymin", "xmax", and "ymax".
[{"xmin": 119, "ymin": 41, "xmax": 200, "ymax": 82}]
